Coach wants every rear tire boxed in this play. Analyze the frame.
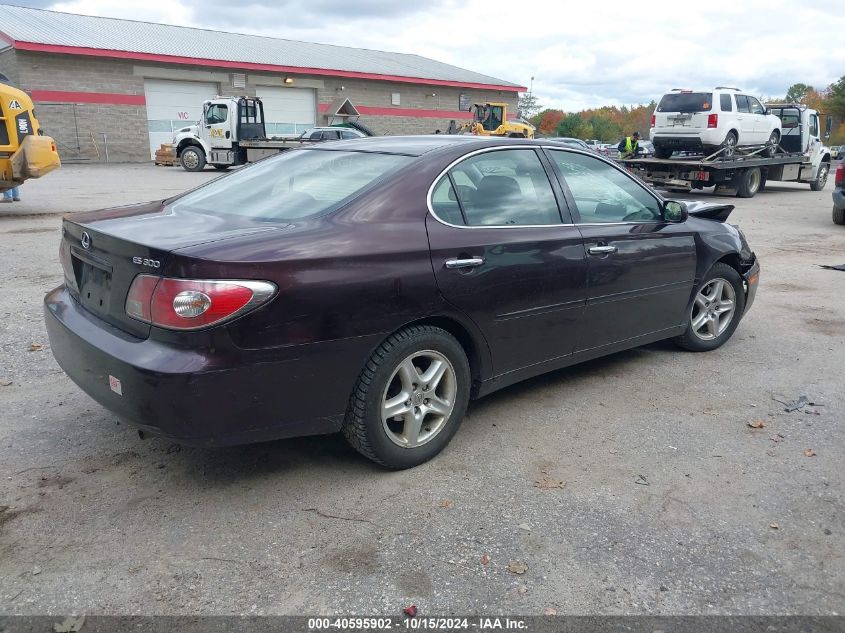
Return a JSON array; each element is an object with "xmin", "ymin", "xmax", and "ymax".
[
  {"xmin": 834, "ymin": 206, "xmax": 845, "ymax": 225},
  {"xmin": 342, "ymin": 325, "xmax": 471, "ymax": 469},
  {"xmin": 720, "ymin": 131, "xmax": 738, "ymax": 159},
  {"xmin": 655, "ymin": 147, "xmax": 673, "ymax": 159},
  {"xmin": 212, "ymin": 164, "xmax": 230, "ymax": 171},
  {"xmin": 674, "ymin": 263, "xmax": 746, "ymax": 352},
  {"xmin": 180, "ymin": 146, "xmax": 206, "ymax": 172},
  {"xmin": 736, "ymin": 167, "xmax": 761, "ymax": 198},
  {"xmin": 810, "ymin": 163, "xmax": 830, "ymax": 191}
]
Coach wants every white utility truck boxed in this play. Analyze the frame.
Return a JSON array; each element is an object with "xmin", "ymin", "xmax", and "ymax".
[
  {"xmin": 172, "ymin": 96, "xmax": 307, "ymax": 172},
  {"xmin": 622, "ymin": 103, "xmax": 832, "ymax": 198}
]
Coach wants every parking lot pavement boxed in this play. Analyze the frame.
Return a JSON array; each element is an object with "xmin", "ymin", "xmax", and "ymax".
[{"xmin": 1, "ymin": 164, "xmax": 843, "ymax": 615}]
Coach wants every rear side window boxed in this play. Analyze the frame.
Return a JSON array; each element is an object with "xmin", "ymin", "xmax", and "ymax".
[
  {"xmin": 736, "ymin": 96, "xmax": 750, "ymax": 113},
  {"xmin": 171, "ymin": 150, "xmax": 414, "ymax": 221},
  {"xmin": 442, "ymin": 149, "xmax": 562, "ymax": 226},
  {"xmin": 720, "ymin": 94, "xmax": 733, "ymax": 111},
  {"xmin": 657, "ymin": 92, "xmax": 713, "ymax": 112}
]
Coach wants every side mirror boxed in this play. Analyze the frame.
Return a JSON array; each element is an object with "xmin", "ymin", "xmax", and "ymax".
[{"xmin": 663, "ymin": 200, "xmax": 688, "ymax": 223}]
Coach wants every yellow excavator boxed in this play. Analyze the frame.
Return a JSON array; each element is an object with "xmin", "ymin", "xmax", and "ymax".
[
  {"xmin": 1, "ymin": 77, "xmax": 61, "ymax": 193},
  {"xmin": 451, "ymin": 102, "xmax": 535, "ymax": 138}
]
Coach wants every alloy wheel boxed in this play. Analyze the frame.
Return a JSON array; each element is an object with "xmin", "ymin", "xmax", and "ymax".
[
  {"xmin": 690, "ymin": 278, "xmax": 737, "ymax": 341},
  {"xmin": 381, "ymin": 350, "xmax": 457, "ymax": 448}
]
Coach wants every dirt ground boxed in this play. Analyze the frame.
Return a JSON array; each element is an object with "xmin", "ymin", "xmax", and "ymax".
[{"xmin": 0, "ymin": 163, "xmax": 843, "ymax": 616}]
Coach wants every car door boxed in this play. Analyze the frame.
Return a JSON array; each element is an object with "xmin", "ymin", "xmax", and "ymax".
[
  {"xmin": 734, "ymin": 96, "xmax": 756, "ymax": 144},
  {"xmin": 205, "ymin": 103, "xmax": 232, "ymax": 149},
  {"xmin": 747, "ymin": 96, "xmax": 768, "ymax": 143},
  {"xmin": 425, "ymin": 147, "xmax": 588, "ymax": 375},
  {"xmin": 544, "ymin": 149, "xmax": 696, "ymax": 352}
]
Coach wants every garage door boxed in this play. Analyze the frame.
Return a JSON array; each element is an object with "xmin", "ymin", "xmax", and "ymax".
[
  {"xmin": 256, "ymin": 86, "xmax": 315, "ymax": 137},
  {"xmin": 144, "ymin": 79, "xmax": 218, "ymax": 159}
]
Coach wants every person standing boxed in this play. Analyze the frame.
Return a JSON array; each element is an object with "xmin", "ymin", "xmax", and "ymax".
[
  {"xmin": 2, "ymin": 186, "xmax": 21, "ymax": 203},
  {"xmin": 618, "ymin": 131, "xmax": 641, "ymax": 159}
]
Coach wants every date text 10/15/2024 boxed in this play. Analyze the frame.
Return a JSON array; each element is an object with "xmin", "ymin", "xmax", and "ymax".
[{"xmin": 307, "ymin": 617, "xmax": 529, "ymax": 630}]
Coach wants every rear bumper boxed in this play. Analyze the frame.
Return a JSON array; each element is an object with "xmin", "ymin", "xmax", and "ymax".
[
  {"xmin": 652, "ymin": 135, "xmax": 706, "ymax": 152},
  {"xmin": 44, "ymin": 286, "xmax": 378, "ymax": 446},
  {"xmin": 742, "ymin": 255, "xmax": 760, "ymax": 314}
]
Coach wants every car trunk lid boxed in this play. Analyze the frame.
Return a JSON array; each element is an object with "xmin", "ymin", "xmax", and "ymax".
[{"xmin": 62, "ymin": 200, "xmax": 284, "ymax": 338}]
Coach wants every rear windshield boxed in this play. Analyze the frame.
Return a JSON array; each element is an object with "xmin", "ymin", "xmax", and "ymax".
[
  {"xmin": 171, "ymin": 150, "xmax": 413, "ymax": 221},
  {"xmin": 657, "ymin": 92, "xmax": 713, "ymax": 113}
]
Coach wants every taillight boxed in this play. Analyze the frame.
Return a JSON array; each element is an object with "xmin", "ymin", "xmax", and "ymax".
[
  {"xmin": 650, "ymin": 114, "xmax": 655, "ymax": 128},
  {"xmin": 707, "ymin": 114, "xmax": 718, "ymax": 128},
  {"xmin": 835, "ymin": 164, "xmax": 845, "ymax": 187},
  {"xmin": 125, "ymin": 275, "xmax": 276, "ymax": 330}
]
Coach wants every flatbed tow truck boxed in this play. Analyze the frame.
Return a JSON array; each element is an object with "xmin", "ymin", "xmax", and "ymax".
[{"xmin": 620, "ymin": 103, "xmax": 831, "ymax": 198}]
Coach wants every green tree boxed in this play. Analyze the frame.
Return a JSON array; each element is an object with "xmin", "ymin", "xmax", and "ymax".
[
  {"xmin": 517, "ymin": 92, "xmax": 542, "ymax": 120},
  {"xmin": 556, "ymin": 113, "xmax": 583, "ymax": 137},
  {"xmin": 589, "ymin": 115, "xmax": 621, "ymax": 142},
  {"xmin": 785, "ymin": 83, "xmax": 813, "ymax": 103},
  {"xmin": 827, "ymin": 76, "xmax": 845, "ymax": 117}
]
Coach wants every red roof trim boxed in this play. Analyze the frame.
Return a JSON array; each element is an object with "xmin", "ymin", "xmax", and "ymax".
[
  {"xmin": 11, "ymin": 41, "xmax": 525, "ymax": 92},
  {"xmin": 31, "ymin": 89, "xmax": 145, "ymax": 105}
]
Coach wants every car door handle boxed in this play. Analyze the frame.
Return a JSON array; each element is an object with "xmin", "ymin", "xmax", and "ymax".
[
  {"xmin": 445, "ymin": 257, "xmax": 485, "ymax": 269},
  {"xmin": 588, "ymin": 245, "xmax": 618, "ymax": 256}
]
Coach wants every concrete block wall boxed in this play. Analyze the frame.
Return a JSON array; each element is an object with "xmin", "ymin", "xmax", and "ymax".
[{"xmin": 0, "ymin": 48, "xmax": 19, "ymax": 86}]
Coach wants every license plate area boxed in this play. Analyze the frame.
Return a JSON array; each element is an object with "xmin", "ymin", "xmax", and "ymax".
[{"xmin": 71, "ymin": 247, "xmax": 113, "ymax": 315}]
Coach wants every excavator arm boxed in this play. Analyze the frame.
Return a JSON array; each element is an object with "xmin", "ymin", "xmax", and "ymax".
[{"xmin": 1, "ymin": 81, "xmax": 61, "ymax": 193}]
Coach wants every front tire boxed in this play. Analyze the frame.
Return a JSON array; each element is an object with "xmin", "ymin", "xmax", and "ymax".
[
  {"xmin": 765, "ymin": 131, "xmax": 780, "ymax": 158},
  {"xmin": 342, "ymin": 325, "xmax": 471, "ymax": 469},
  {"xmin": 674, "ymin": 263, "xmax": 746, "ymax": 352},
  {"xmin": 810, "ymin": 163, "xmax": 830, "ymax": 191},
  {"xmin": 180, "ymin": 146, "xmax": 206, "ymax": 172}
]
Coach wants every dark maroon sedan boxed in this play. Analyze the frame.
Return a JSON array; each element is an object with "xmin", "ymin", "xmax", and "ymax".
[{"xmin": 45, "ymin": 136, "xmax": 759, "ymax": 469}]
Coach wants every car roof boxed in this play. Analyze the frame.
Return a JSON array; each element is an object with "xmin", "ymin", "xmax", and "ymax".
[{"xmin": 305, "ymin": 135, "xmax": 559, "ymax": 157}]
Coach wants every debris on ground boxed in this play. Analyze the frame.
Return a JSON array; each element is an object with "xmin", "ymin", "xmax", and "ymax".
[
  {"xmin": 0, "ymin": 378, "xmax": 12, "ymax": 386},
  {"xmin": 402, "ymin": 605, "xmax": 418, "ymax": 617},
  {"xmin": 53, "ymin": 616, "xmax": 85, "ymax": 633},
  {"xmin": 438, "ymin": 500, "xmax": 451, "ymax": 508},
  {"xmin": 772, "ymin": 394, "xmax": 823, "ymax": 413},
  {"xmin": 534, "ymin": 477, "xmax": 565, "ymax": 490},
  {"xmin": 804, "ymin": 448, "xmax": 817, "ymax": 457},
  {"xmin": 770, "ymin": 523, "xmax": 780, "ymax": 530},
  {"xmin": 544, "ymin": 607, "xmax": 557, "ymax": 615},
  {"xmin": 747, "ymin": 420, "xmax": 766, "ymax": 429},
  {"xmin": 480, "ymin": 554, "xmax": 490, "ymax": 566},
  {"xmin": 28, "ymin": 342, "xmax": 44, "ymax": 352},
  {"xmin": 634, "ymin": 474, "xmax": 650, "ymax": 486},
  {"xmin": 817, "ymin": 263, "xmax": 845, "ymax": 271},
  {"xmin": 506, "ymin": 561, "xmax": 529, "ymax": 575},
  {"xmin": 770, "ymin": 434, "xmax": 785, "ymax": 443}
]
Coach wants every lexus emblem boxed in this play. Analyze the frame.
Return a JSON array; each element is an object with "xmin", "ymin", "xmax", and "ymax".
[{"xmin": 81, "ymin": 231, "xmax": 91, "ymax": 250}]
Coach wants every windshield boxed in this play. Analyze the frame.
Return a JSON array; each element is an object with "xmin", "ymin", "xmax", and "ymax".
[
  {"xmin": 657, "ymin": 92, "xmax": 713, "ymax": 113},
  {"xmin": 171, "ymin": 150, "xmax": 414, "ymax": 221}
]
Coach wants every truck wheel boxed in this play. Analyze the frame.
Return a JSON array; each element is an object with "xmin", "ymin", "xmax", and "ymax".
[
  {"xmin": 180, "ymin": 146, "xmax": 206, "ymax": 172},
  {"xmin": 736, "ymin": 167, "xmax": 761, "ymax": 198},
  {"xmin": 834, "ymin": 206, "xmax": 845, "ymax": 225},
  {"xmin": 810, "ymin": 163, "xmax": 829, "ymax": 191},
  {"xmin": 720, "ymin": 131, "xmax": 738, "ymax": 159},
  {"xmin": 765, "ymin": 131, "xmax": 780, "ymax": 158},
  {"xmin": 655, "ymin": 147, "xmax": 673, "ymax": 159},
  {"xmin": 212, "ymin": 165, "xmax": 230, "ymax": 171}
]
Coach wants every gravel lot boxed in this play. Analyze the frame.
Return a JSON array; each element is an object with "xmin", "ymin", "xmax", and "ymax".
[{"xmin": 1, "ymin": 163, "xmax": 843, "ymax": 616}]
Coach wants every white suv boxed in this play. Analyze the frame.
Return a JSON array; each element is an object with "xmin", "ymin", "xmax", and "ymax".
[{"xmin": 651, "ymin": 88, "xmax": 782, "ymax": 159}]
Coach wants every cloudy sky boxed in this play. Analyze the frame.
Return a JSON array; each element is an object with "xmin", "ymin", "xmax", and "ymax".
[{"xmin": 7, "ymin": 0, "xmax": 845, "ymax": 111}]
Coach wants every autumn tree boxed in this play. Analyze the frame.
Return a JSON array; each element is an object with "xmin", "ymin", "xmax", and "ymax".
[{"xmin": 537, "ymin": 110, "xmax": 565, "ymax": 136}]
